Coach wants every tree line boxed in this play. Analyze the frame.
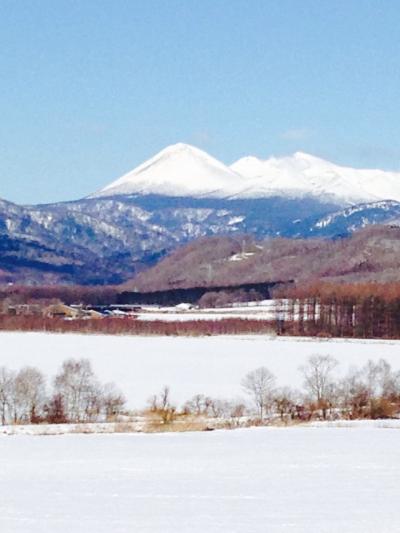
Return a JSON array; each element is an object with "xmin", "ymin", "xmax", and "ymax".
[
  {"xmin": 0, "ymin": 315, "xmax": 274, "ymax": 336},
  {"xmin": 2, "ymin": 354, "xmax": 400, "ymax": 427},
  {"xmin": 275, "ymin": 281, "xmax": 400, "ymax": 339},
  {"xmin": 0, "ymin": 359, "xmax": 125, "ymax": 425},
  {"xmin": 4, "ymin": 281, "xmax": 400, "ymax": 339},
  {"xmin": 183, "ymin": 355, "xmax": 400, "ymax": 423},
  {"xmin": 0, "ymin": 285, "xmax": 120, "ymax": 306},
  {"xmin": 241, "ymin": 355, "xmax": 400, "ymax": 422}
]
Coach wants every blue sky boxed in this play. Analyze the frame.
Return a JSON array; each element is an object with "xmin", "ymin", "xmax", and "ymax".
[{"xmin": 1, "ymin": 0, "xmax": 400, "ymax": 204}]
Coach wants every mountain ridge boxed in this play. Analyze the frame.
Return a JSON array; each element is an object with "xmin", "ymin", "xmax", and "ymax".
[
  {"xmin": 1, "ymin": 194, "xmax": 400, "ymax": 285},
  {"xmin": 91, "ymin": 143, "xmax": 400, "ymax": 205}
]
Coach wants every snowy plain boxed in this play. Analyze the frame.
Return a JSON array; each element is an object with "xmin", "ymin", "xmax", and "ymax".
[
  {"xmin": 2, "ymin": 332, "xmax": 400, "ymax": 532},
  {"xmin": 1, "ymin": 332, "xmax": 400, "ymax": 408},
  {"xmin": 1, "ymin": 426, "xmax": 400, "ymax": 532}
]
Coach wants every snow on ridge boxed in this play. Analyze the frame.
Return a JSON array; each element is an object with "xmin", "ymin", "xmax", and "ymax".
[
  {"xmin": 91, "ymin": 143, "xmax": 400, "ymax": 204},
  {"xmin": 232, "ymin": 152, "xmax": 400, "ymax": 204},
  {"xmin": 314, "ymin": 199, "xmax": 400, "ymax": 228}
]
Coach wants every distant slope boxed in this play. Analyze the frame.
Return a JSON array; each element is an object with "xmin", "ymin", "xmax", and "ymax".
[
  {"xmin": 0, "ymin": 195, "xmax": 338, "ymax": 285},
  {"xmin": 128, "ymin": 226, "xmax": 400, "ymax": 290},
  {"xmin": 2, "ymin": 193, "xmax": 400, "ymax": 285},
  {"xmin": 307, "ymin": 200, "xmax": 400, "ymax": 236}
]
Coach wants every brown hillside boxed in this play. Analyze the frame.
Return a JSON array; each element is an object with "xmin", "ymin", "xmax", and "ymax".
[{"xmin": 126, "ymin": 226, "xmax": 400, "ymax": 291}]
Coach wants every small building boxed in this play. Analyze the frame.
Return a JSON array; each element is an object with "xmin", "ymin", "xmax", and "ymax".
[{"xmin": 43, "ymin": 304, "xmax": 83, "ymax": 319}]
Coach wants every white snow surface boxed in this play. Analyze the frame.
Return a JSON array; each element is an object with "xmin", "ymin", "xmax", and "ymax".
[
  {"xmin": 1, "ymin": 426, "xmax": 400, "ymax": 532},
  {"xmin": 92, "ymin": 143, "xmax": 243, "ymax": 199},
  {"xmin": 134, "ymin": 301, "xmax": 276, "ymax": 321},
  {"xmin": 231, "ymin": 151, "xmax": 400, "ymax": 204},
  {"xmin": 2, "ymin": 332, "xmax": 400, "ymax": 408},
  {"xmin": 91, "ymin": 143, "xmax": 400, "ymax": 204}
]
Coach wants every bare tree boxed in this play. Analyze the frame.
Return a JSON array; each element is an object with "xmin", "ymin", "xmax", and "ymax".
[
  {"xmin": 229, "ymin": 400, "xmax": 247, "ymax": 426},
  {"xmin": 365, "ymin": 359, "xmax": 400, "ymax": 400},
  {"xmin": 207, "ymin": 398, "xmax": 231, "ymax": 418},
  {"xmin": 242, "ymin": 367, "xmax": 276, "ymax": 420},
  {"xmin": 340, "ymin": 359, "xmax": 400, "ymax": 419},
  {"xmin": 102, "ymin": 382, "xmax": 126, "ymax": 420},
  {"xmin": 159, "ymin": 386, "xmax": 172, "ymax": 411},
  {"xmin": 300, "ymin": 355, "xmax": 338, "ymax": 419},
  {"xmin": 0, "ymin": 367, "xmax": 15, "ymax": 425},
  {"xmin": 338, "ymin": 368, "xmax": 369, "ymax": 418},
  {"xmin": 44, "ymin": 393, "xmax": 68, "ymax": 424},
  {"xmin": 273, "ymin": 386, "xmax": 297, "ymax": 422},
  {"xmin": 54, "ymin": 358, "xmax": 100, "ymax": 422},
  {"xmin": 183, "ymin": 394, "xmax": 213, "ymax": 416},
  {"xmin": 158, "ymin": 386, "xmax": 176, "ymax": 423},
  {"xmin": 148, "ymin": 386, "xmax": 176, "ymax": 424},
  {"xmin": 12, "ymin": 367, "xmax": 46, "ymax": 423},
  {"xmin": 147, "ymin": 394, "xmax": 158, "ymax": 412}
]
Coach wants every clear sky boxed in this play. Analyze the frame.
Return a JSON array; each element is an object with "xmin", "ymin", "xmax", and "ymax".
[{"xmin": 1, "ymin": 0, "xmax": 400, "ymax": 204}]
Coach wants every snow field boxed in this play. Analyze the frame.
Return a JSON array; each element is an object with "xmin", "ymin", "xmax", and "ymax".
[
  {"xmin": 1, "ymin": 332, "xmax": 400, "ymax": 409},
  {"xmin": 2, "ymin": 333, "xmax": 400, "ymax": 532},
  {"xmin": 1, "ymin": 427, "xmax": 400, "ymax": 532}
]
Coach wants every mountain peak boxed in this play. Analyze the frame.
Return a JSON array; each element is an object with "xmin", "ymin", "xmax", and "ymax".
[
  {"xmin": 150, "ymin": 142, "xmax": 206, "ymax": 161},
  {"xmin": 91, "ymin": 143, "xmax": 242, "ymax": 199},
  {"xmin": 160, "ymin": 142, "xmax": 200, "ymax": 153}
]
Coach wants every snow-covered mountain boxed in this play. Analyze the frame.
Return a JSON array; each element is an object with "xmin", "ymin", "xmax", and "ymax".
[
  {"xmin": 4, "ymin": 143, "xmax": 400, "ymax": 285},
  {"xmin": 92, "ymin": 143, "xmax": 400, "ymax": 205},
  {"xmin": 92, "ymin": 143, "xmax": 244, "ymax": 199},
  {"xmin": 231, "ymin": 152, "xmax": 400, "ymax": 204}
]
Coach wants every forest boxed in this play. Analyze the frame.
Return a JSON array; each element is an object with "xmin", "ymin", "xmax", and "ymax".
[{"xmin": 277, "ymin": 282, "xmax": 400, "ymax": 338}]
